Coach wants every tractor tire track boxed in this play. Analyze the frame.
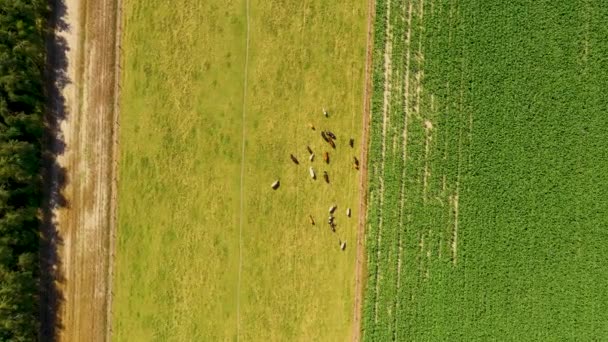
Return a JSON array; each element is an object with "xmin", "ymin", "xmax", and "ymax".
[
  {"xmin": 393, "ymin": 2, "xmax": 414, "ymax": 340},
  {"xmin": 372, "ymin": 0, "xmax": 393, "ymax": 327}
]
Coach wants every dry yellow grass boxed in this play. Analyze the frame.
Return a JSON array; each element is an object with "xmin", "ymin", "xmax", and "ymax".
[{"xmin": 113, "ymin": 0, "xmax": 368, "ymax": 340}]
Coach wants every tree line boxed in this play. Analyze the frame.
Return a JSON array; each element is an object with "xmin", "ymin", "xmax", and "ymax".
[{"xmin": 0, "ymin": 0, "xmax": 48, "ymax": 340}]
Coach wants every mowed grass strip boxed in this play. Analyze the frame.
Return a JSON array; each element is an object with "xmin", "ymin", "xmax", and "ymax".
[
  {"xmin": 113, "ymin": 0, "xmax": 367, "ymax": 340},
  {"xmin": 364, "ymin": 0, "xmax": 608, "ymax": 340}
]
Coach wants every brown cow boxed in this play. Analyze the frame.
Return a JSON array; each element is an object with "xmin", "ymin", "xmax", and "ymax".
[
  {"xmin": 323, "ymin": 152, "xmax": 329, "ymax": 164},
  {"xmin": 323, "ymin": 171, "xmax": 329, "ymax": 183},
  {"xmin": 327, "ymin": 131, "xmax": 336, "ymax": 140},
  {"xmin": 308, "ymin": 122, "xmax": 316, "ymax": 130},
  {"xmin": 309, "ymin": 215, "xmax": 315, "ymax": 225},
  {"xmin": 321, "ymin": 131, "xmax": 330, "ymax": 142},
  {"xmin": 330, "ymin": 222, "xmax": 336, "ymax": 233},
  {"xmin": 353, "ymin": 156, "xmax": 360, "ymax": 170},
  {"xmin": 290, "ymin": 154, "xmax": 299, "ymax": 165},
  {"xmin": 306, "ymin": 146, "xmax": 313, "ymax": 154},
  {"xmin": 349, "ymin": 138, "xmax": 354, "ymax": 148},
  {"xmin": 327, "ymin": 138, "xmax": 336, "ymax": 149}
]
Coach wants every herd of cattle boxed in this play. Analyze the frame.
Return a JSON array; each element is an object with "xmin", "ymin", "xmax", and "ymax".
[{"xmin": 271, "ymin": 108, "xmax": 359, "ymax": 251}]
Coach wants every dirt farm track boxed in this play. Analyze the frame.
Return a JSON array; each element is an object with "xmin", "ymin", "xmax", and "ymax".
[{"xmin": 41, "ymin": 0, "xmax": 120, "ymax": 340}]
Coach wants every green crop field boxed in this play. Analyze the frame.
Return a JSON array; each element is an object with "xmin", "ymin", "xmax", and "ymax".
[
  {"xmin": 113, "ymin": 0, "xmax": 367, "ymax": 340},
  {"xmin": 363, "ymin": 0, "xmax": 608, "ymax": 340}
]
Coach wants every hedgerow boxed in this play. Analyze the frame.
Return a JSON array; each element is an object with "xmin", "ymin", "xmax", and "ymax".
[{"xmin": 0, "ymin": 1, "xmax": 48, "ymax": 340}]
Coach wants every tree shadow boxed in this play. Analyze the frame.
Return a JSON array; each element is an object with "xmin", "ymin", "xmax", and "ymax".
[{"xmin": 40, "ymin": 0, "xmax": 71, "ymax": 340}]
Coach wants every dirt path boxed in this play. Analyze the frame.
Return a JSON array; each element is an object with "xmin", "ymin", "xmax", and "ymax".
[
  {"xmin": 41, "ymin": 0, "xmax": 120, "ymax": 340},
  {"xmin": 351, "ymin": 0, "xmax": 375, "ymax": 340}
]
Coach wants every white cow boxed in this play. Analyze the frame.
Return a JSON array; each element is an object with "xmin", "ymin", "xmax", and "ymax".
[{"xmin": 271, "ymin": 180, "xmax": 280, "ymax": 190}]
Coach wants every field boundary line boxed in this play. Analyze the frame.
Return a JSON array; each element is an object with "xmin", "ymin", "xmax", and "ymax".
[
  {"xmin": 106, "ymin": 0, "xmax": 122, "ymax": 338},
  {"xmin": 236, "ymin": 0, "xmax": 251, "ymax": 340},
  {"xmin": 352, "ymin": 0, "xmax": 375, "ymax": 339}
]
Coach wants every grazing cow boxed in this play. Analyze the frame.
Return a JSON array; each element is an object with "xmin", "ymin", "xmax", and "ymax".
[
  {"xmin": 327, "ymin": 138, "xmax": 336, "ymax": 149},
  {"xmin": 309, "ymin": 215, "xmax": 315, "ymax": 225},
  {"xmin": 340, "ymin": 240, "xmax": 346, "ymax": 251},
  {"xmin": 327, "ymin": 131, "xmax": 336, "ymax": 140},
  {"xmin": 323, "ymin": 108, "xmax": 329, "ymax": 117},
  {"xmin": 329, "ymin": 205, "xmax": 337, "ymax": 214},
  {"xmin": 309, "ymin": 167, "xmax": 316, "ymax": 179},
  {"xmin": 321, "ymin": 131, "xmax": 330, "ymax": 142},
  {"xmin": 306, "ymin": 146, "xmax": 313, "ymax": 154},
  {"xmin": 323, "ymin": 152, "xmax": 329, "ymax": 164},
  {"xmin": 346, "ymin": 208, "xmax": 351, "ymax": 217},
  {"xmin": 353, "ymin": 156, "xmax": 360, "ymax": 170},
  {"xmin": 271, "ymin": 180, "xmax": 280, "ymax": 190},
  {"xmin": 330, "ymin": 222, "xmax": 336, "ymax": 233},
  {"xmin": 308, "ymin": 123, "xmax": 316, "ymax": 130},
  {"xmin": 328, "ymin": 215, "xmax": 334, "ymax": 224},
  {"xmin": 323, "ymin": 171, "xmax": 329, "ymax": 183},
  {"xmin": 309, "ymin": 153, "xmax": 315, "ymax": 162},
  {"xmin": 290, "ymin": 154, "xmax": 299, "ymax": 165},
  {"xmin": 349, "ymin": 138, "xmax": 354, "ymax": 148}
]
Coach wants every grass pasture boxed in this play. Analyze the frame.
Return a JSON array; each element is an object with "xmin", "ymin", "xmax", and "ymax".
[
  {"xmin": 113, "ymin": 0, "xmax": 367, "ymax": 340},
  {"xmin": 364, "ymin": 0, "xmax": 608, "ymax": 340}
]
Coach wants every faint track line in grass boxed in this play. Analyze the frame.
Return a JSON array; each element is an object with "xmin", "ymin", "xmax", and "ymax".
[{"xmin": 236, "ymin": 0, "xmax": 250, "ymax": 339}]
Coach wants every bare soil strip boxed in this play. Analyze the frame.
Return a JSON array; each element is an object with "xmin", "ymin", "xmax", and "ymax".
[
  {"xmin": 451, "ymin": 13, "xmax": 468, "ymax": 266},
  {"xmin": 352, "ymin": 0, "xmax": 376, "ymax": 339},
  {"xmin": 450, "ymin": 193, "xmax": 459, "ymax": 265},
  {"xmin": 414, "ymin": 0, "xmax": 425, "ymax": 118},
  {"xmin": 43, "ymin": 0, "xmax": 120, "ymax": 340},
  {"xmin": 422, "ymin": 119, "xmax": 432, "ymax": 200}
]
